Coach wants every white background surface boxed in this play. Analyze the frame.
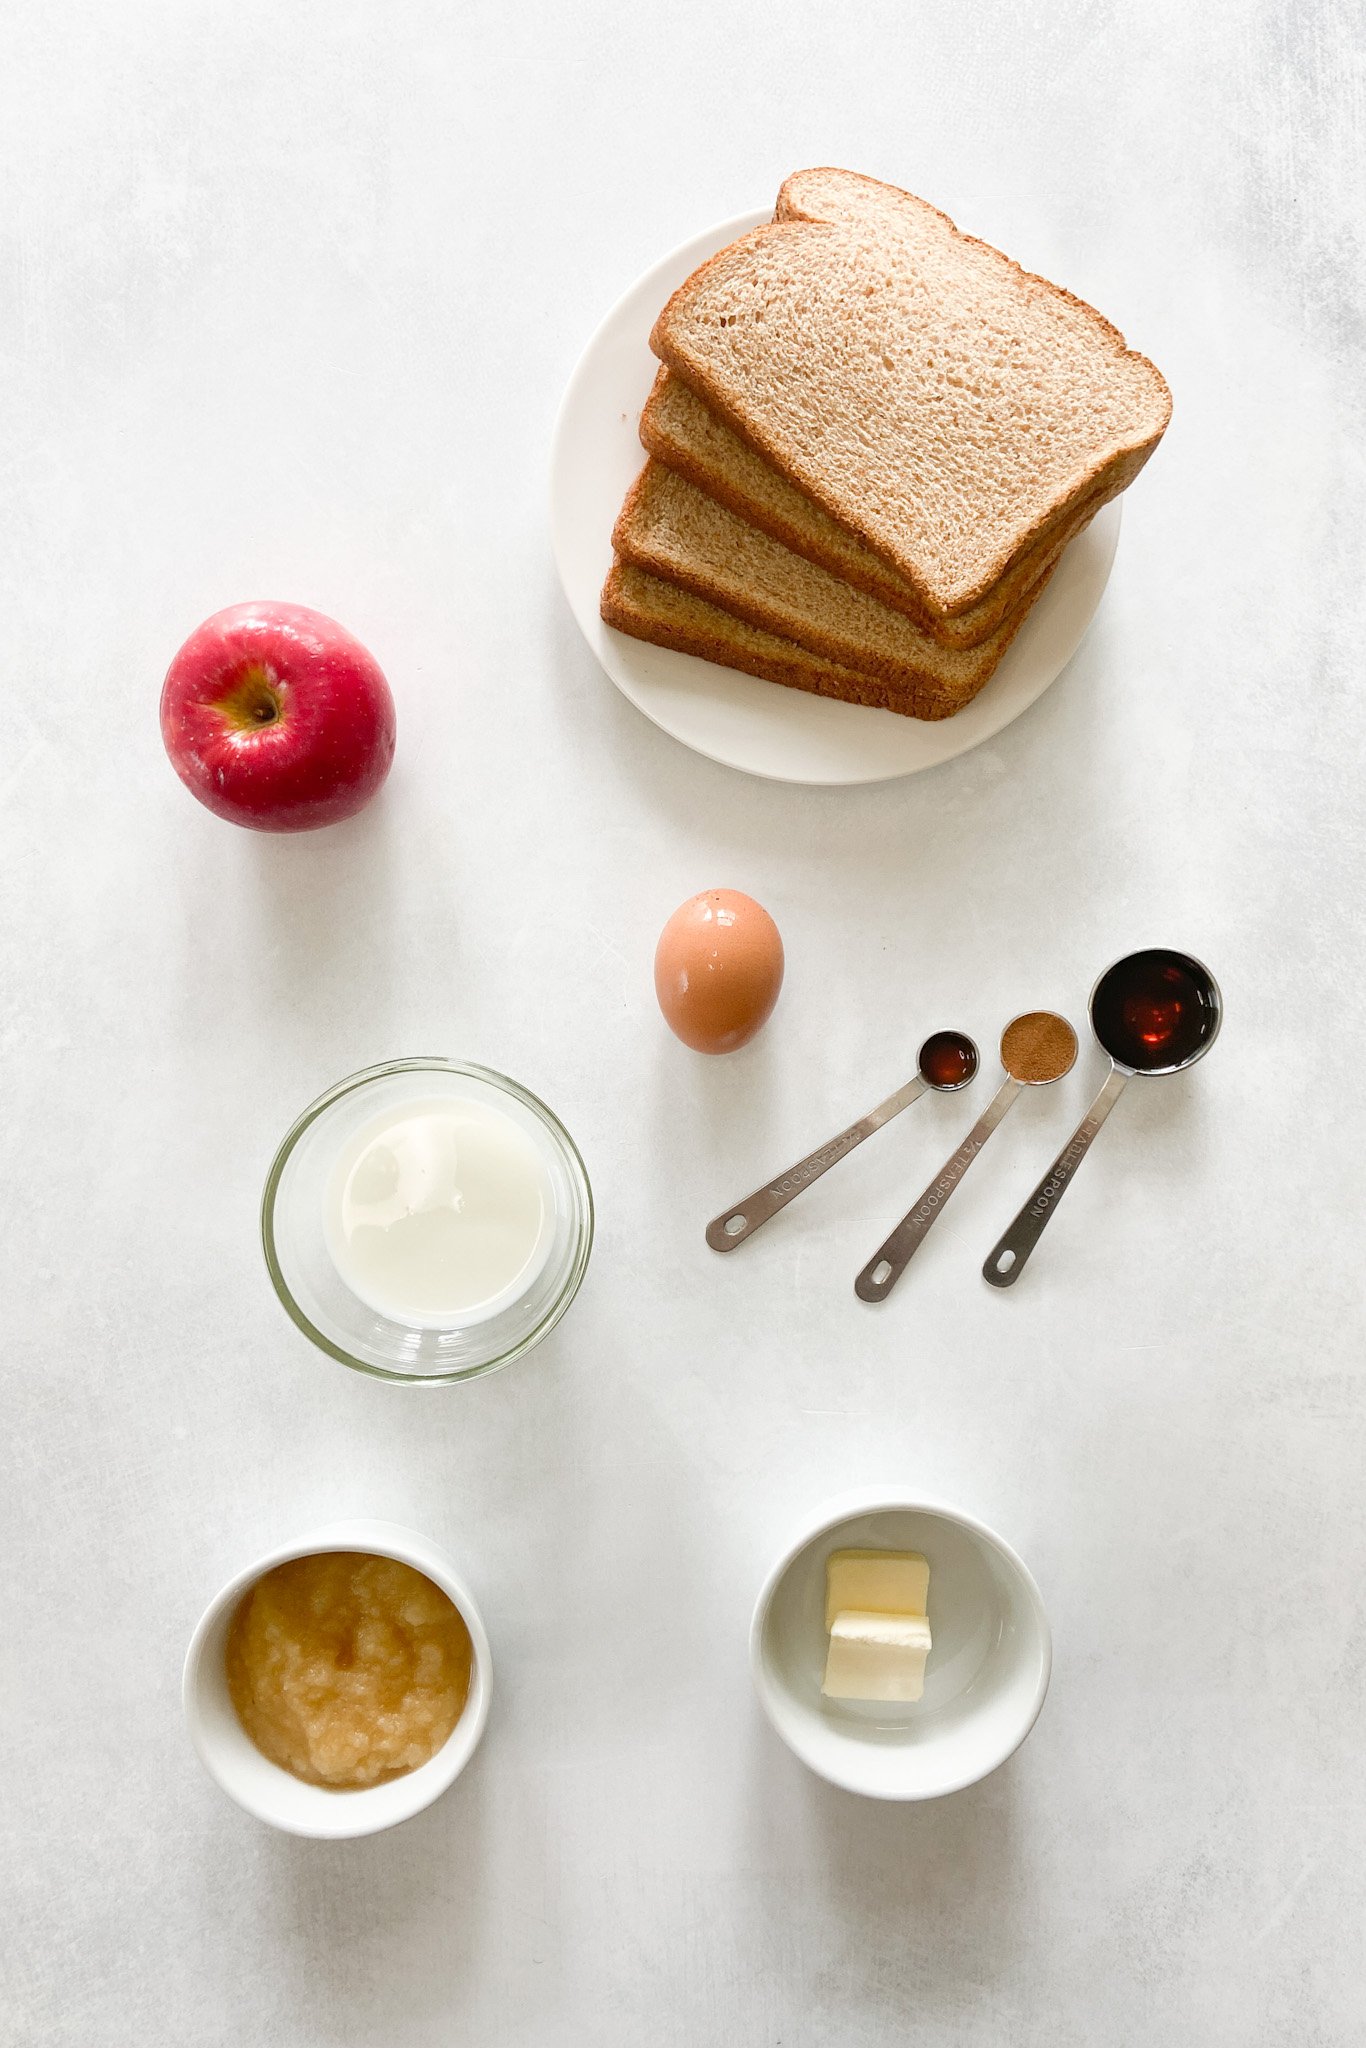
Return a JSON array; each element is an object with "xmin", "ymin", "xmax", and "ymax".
[{"xmin": 3, "ymin": 3, "xmax": 1363, "ymax": 2042}]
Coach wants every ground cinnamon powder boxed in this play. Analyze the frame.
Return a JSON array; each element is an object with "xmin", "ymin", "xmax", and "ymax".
[{"xmin": 1001, "ymin": 1011, "xmax": 1078, "ymax": 1084}]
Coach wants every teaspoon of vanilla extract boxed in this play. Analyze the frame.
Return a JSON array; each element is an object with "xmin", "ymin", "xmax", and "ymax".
[
  {"xmin": 705, "ymin": 1030, "xmax": 978, "ymax": 1253},
  {"xmin": 982, "ymin": 948, "xmax": 1222, "ymax": 1289},
  {"xmin": 854, "ymin": 1012, "xmax": 1078, "ymax": 1303}
]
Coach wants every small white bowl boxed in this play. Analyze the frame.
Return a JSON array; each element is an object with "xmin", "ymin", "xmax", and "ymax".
[
  {"xmin": 750, "ymin": 1490, "xmax": 1050, "ymax": 1800},
  {"xmin": 183, "ymin": 1520, "xmax": 492, "ymax": 1837}
]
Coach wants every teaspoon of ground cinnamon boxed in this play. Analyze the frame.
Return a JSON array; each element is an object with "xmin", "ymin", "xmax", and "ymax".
[
  {"xmin": 1000, "ymin": 1010, "xmax": 1079, "ymax": 1086},
  {"xmin": 855, "ymin": 1011, "xmax": 1077, "ymax": 1302}
]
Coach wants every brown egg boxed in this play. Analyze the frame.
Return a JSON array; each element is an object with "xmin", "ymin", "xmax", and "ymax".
[{"xmin": 654, "ymin": 889, "xmax": 784, "ymax": 1054}]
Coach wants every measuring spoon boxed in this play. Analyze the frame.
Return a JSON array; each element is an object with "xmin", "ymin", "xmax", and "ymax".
[
  {"xmin": 706, "ymin": 1030, "xmax": 979, "ymax": 1253},
  {"xmin": 983, "ymin": 948, "xmax": 1222, "ymax": 1288},
  {"xmin": 854, "ymin": 1012, "xmax": 1078, "ymax": 1302}
]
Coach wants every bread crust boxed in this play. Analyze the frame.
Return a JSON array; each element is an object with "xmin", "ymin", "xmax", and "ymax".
[
  {"xmin": 776, "ymin": 166, "xmax": 961, "ymax": 236},
  {"xmin": 639, "ymin": 367, "xmax": 1121, "ymax": 648},
  {"xmin": 611, "ymin": 459, "xmax": 1058, "ymax": 700},
  {"xmin": 650, "ymin": 172, "xmax": 1170, "ymax": 616},
  {"xmin": 600, "ymin": 560, "xmax": 965, "ymax": 720}
]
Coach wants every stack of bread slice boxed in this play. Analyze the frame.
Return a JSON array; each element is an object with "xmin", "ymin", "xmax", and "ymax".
[{"xmin": 602, "ymin": 169, "xmax": 1171, "ymax": 721}]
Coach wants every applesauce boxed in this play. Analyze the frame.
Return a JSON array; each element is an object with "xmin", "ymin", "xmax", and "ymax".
[{"xmin": 225, "ymin": 1551, "xmax": 473, "ymax": 1789}]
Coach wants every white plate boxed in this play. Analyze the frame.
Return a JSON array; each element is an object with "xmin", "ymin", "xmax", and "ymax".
[{"xmin": 550, "ymin": 210, "xmax": 1121, "ymax": 787}]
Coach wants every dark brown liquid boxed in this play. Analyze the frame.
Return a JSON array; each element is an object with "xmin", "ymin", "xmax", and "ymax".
[
  {"xmin": 918, "ymin": 1029, "xmax": 979, "ymax": 1089},
  {"xmin": 1091, "ymin": 951, "xmax": 1219, "ymax": 1072}
]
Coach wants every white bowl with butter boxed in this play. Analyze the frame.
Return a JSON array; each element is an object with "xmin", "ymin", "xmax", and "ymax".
[
  {"xmin": 183, "ymin": 1520, "xmax": 492, "ymax": 1838},
  {"xmin": 750, "ymin": 1491, "xmax": 1050, "ymax": 1800}
]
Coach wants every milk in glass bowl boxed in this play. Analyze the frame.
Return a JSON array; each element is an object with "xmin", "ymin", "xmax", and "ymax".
[{"xmin": 262, "ymin": 1060, "xmax": 593, "ymax": 1383}]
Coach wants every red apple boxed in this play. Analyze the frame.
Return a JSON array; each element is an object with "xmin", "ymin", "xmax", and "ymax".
[{"xmin": 160, "ymin": 601, "xmax": 396, "ymax": 832}]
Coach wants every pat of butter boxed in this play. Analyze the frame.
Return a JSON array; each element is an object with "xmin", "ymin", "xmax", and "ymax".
[
  {"xmin": 824, "ymin": 1548, "xmax": 929, "ymax": 1630},
  {"xmin": 822, "ymin": 1610, "xmax": 933, "ymax": 1703}
]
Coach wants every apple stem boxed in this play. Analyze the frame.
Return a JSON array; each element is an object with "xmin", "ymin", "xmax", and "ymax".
[{"xmin": 219, "ymin": 662, "xmax": 284, "ymax": 732}]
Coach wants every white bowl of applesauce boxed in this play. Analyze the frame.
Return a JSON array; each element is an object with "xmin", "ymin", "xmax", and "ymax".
[{"xmin": 183, "ymin": 1521, "xmax": 492, "ymax": 1837}]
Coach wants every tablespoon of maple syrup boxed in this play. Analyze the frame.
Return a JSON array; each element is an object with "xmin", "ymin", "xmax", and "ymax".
[
  {"xmin": 982, "ymin": 949, "xmax": 1222, "ymax": 1288},
  {"xmin": 1089, "ymin": 950, "xmax": 1218, "ymax": 1073}
]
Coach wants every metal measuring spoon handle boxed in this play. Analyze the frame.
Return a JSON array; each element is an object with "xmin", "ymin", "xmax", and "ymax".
[
  {"xmin": 706, "ymin": 1074, "xmax": 931, "ymax": 1252},
  {"xmin": 855, "ymin": 1078, "xmax": 1023, "ymax": 1301},
  {"xmin": 982, "ymin": 1067, "xmax": 1129, "ymax": 1287}
]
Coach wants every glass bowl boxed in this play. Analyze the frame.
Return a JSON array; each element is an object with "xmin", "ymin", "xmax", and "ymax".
[{"xmin": 262, "ymin": 1059, "xmax": 593, "ymax": 1384}]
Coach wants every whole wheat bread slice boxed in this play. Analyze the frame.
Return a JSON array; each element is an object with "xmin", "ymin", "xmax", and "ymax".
[
  {"xmin": 600, "ymin": 559, "xmax": 962, "ymax": 720},
  {"xmin": 651, "ymin": 168, "xmax": 1170, "ymax": 616},
  {"xmin": 613, "ymin": 459, "xmax": 1054, "ymax": 700},
  {"xmin": 640, "ymin": 368, "xmax": 1121, "ymax": 648}
]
